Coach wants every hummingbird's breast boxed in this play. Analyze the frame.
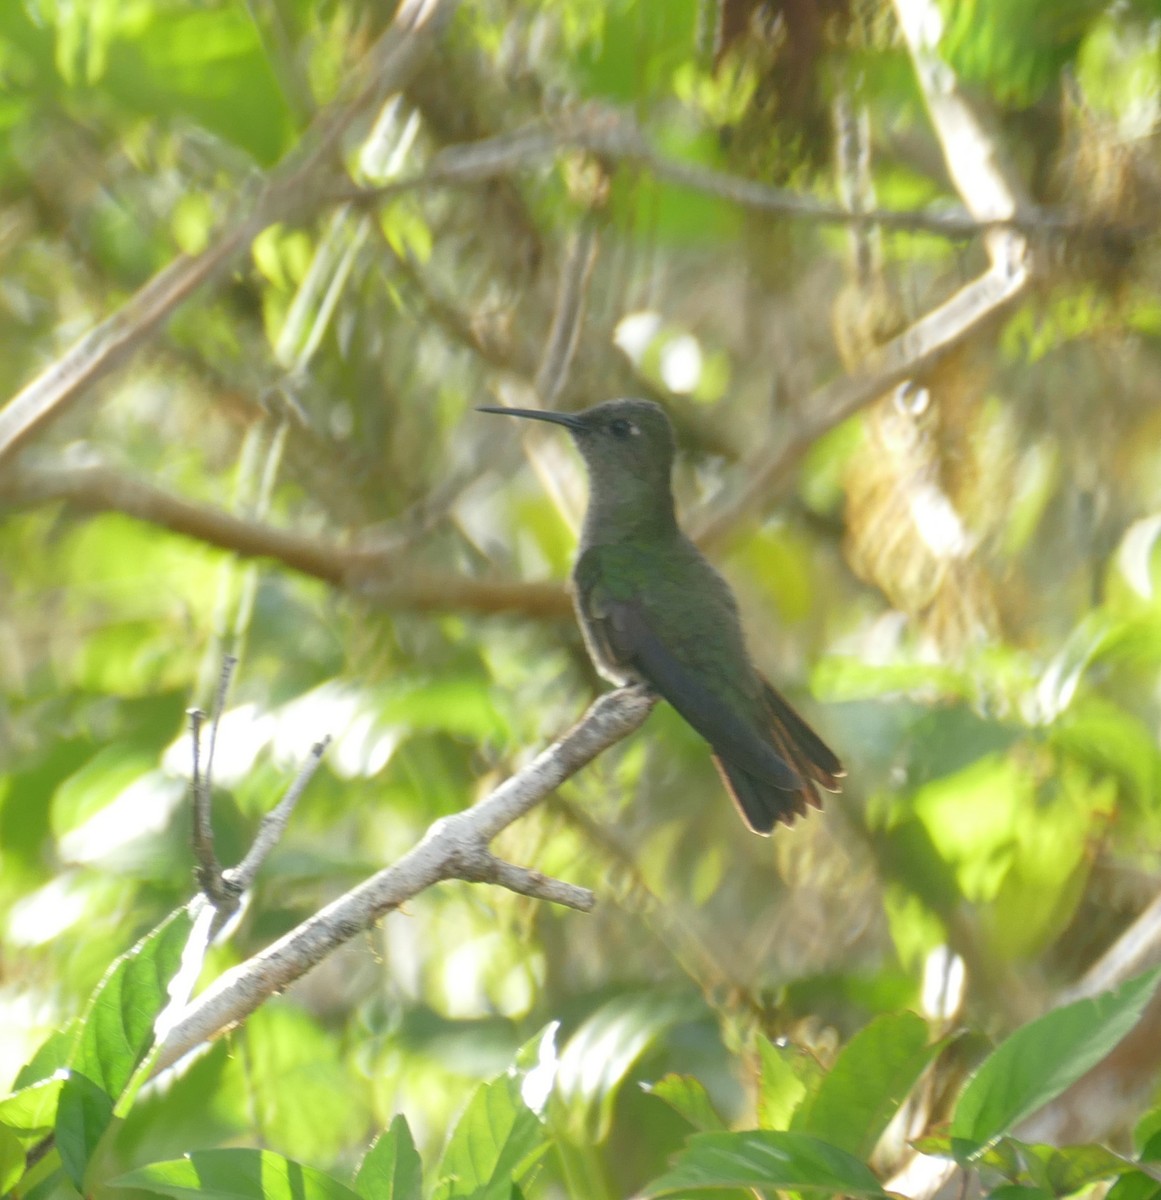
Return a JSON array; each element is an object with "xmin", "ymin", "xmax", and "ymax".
[{"xmin": 571, "ymin": 532, "xmax": 762, "ymax": 707}]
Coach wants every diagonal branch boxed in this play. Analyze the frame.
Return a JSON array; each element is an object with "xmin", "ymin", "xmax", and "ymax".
[
  {"xmin": 893, "ymin": 0, "xmax": 1026, "ymax": 270},
  {"xmin": 2, "ymin": 462, "xmax": 571, "ymax": 617},
  {"xmin": 690, "ymin": 256, "xmax": 1027, "ymax": 549},
  {"xmin": 153, "ymin": 685, "xmax": 655, "ymax": 1072}
]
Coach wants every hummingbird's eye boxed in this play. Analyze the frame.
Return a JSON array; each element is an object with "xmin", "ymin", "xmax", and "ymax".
[{"xmin": 608, "ymin": 418, "xmax": 635, "ymax": 439}]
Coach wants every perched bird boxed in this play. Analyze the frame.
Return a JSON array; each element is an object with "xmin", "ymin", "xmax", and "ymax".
[{"xmin": 479, "ymin": 398, "xmax": 844, "ymax": 833}]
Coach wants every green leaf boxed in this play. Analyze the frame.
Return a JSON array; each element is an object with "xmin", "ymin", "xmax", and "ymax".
[
  {"xmin": 551, "ymin": 992, "xmax": 702, "ymax": 1142},
  {"xmin": 574, "ymin": 0, "xmax": 698, "ymax": 105},
  {"xmin": 0, "ymin": 1123, "xmax": 25, "ymax": 1195},
  {"xmin": 912, "ymin": 755, "xmax": 1034, "ymax": 904},
  {"xmin": 951, "ymin": 967, "xmax": 1161, "ymax": 1145},
  {"xmin": 646, "ymin": 1075, "xmax": 727, "ymax": 1133},
  {"xmin": 379, "ymin": 676, "xmax": 508, "ymax": 740},
  {"xmin": 70, "ymin": 906, "xmax": 195, "ymax": 1101},
  {"xmin": 51, "ymin": 744, "xmax": 159, "ymax": 838},
  {"xmin": 1108, "ymin": 1170, "xmax": 1161, "ymax": 1200},
  {"xmin": 1052, "ymin": 696, "xmax": 1161, "ymax": 807},
  {"xmin": 637, "ymin": 1130, "xmax": 889, "ymax": 1197},
  {"xmin": 115, "ymin": 1149, "xmax": 363, "ymax": 1200},
  {"xmin": 434, "ymin": 1073, "xmax": 545, "ymax": 1200},
  {"xmin": 14, "ymin": 1027, "xmax": 76, "ymax": 1089},
  {"xmin": 813, "ymin": 657, "xmax": 970, "ymax": 702},
  {"xmin": 103, "ymin": 8, "xmax": 294, "ymax": 162},
  {"xmin": 985, "ymin": 1187, "xmax": 1054, "ymax": 1200},
  {"xmin": 756, "ymin": 1036, "xmax": 810, "ymax": 1131},
  {"xmin": 0, "ymin": 1078, "xmax": 65, "ymax": 1144},
  {"xmin": 356, "ymin": 1115, "xmax": 423, "ymax": 1200},
  {"xmin": 1140, "ymin": 1126, "xmax": 1161, "ymax": 1161},
  {"xmin": 1019, "ymin": 1141, "xmax": 1142, "ymax": 1193},
  {"xmin": 792, "ymin": 1012, "xmax": 936, "ymax": 1158},
  {"xmin": 230, "ymin": 1004, "xmax": 371, "ymax": 1165},
  {"xmin": 55, "ymin": 1071, "xmax": 114, "ymax": 1191}
]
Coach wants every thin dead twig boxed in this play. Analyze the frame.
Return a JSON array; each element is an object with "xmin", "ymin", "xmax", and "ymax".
[
  {"xmin": 189, "ymin": 655, "xmax": 239, "ymax": 909},
  {"xmin": 230, "ymin": 736, "xmax": 332, "ymax": 895}
]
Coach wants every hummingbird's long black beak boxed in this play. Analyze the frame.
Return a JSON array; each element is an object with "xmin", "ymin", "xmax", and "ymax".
[{"xmin": 477, "ymin": 405, "xmax": 586, "ymax": 431}]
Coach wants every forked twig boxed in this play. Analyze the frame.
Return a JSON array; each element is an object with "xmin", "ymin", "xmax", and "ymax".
[{"xmin": 154, "ymin": 685, "xmax": 655, "ymax": 1071}]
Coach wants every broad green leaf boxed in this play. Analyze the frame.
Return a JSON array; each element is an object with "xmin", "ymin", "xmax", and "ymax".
[
  {"xmin": 51, "ymin": 744, "xmax": 158, "ymax": 838},
  {"xmin": 14, "ymin": 1027, "xmax": 75, "ymax": 1090},
  {"xmin": 381, "ymin": 201, "xmax": 433, "ymax": 266},
  {"xmin": 646, "ymin": 1075, "xmax": 726, "ymax": 1133},
  {"xmin": 1018, "ymin": 1140, "xmax": 1142, "ymax": 1193},
  {"xmin": 71, "ymin": 907, "xmax": 195, "ymax": 1101},
  {"xmin": 229, "ymin": 1004, "xmax": 370, "ymax": 1165},
  {"xmin": 0, "ymin": 1124, "xmax": 25, "ymax": 1195},
  {"xmin": 103, "ymin": 8, "xmax": 294, "ymax": 162},
  {"xmin": 813, "ymin": 657, "xmax": 970, "ymax": 702},
  {"xmin": 115, "ymin": 1149, "xmax": 362, "ymax": 1200},
  {"xmin": 356, "ymin": 1115, "xmax": 423, "ymax": 1200},
  {"xmin": 951, "ymin": 967, "xmax": 1161, "ymax": 1144},
  {"xmin": 986, "ymin": 1187, "xmax": 1054, "ymax": 1200},
  {"xmin": 379, "ymin": 676, "xmax": 508, "ymax": 739},
  {"xmin": 1108, "ymin": 1171, "xmax": 1161, "ymax": 1200},
  {"xmin": 791, "ymin": 1012, "xmax": 935, "ymax": 1158},
  {"xmin": 55, "ymin": 1071, "xmax": 114, "ymax": 1191},
  {"xmin": 937, "ymin": 0, "xmax": 1095, "ymax": 105},
  {"xmin": 943, "ymin": 1135, "xmax": 1142, "ymax": 1190},
  {"xmin": 638, "ymin": 1130, "xmax": 889, "ymax": 1197},
  {"xmin": 905, "ymin": 706, "xmax": 1022, "ymax": 788},
  {"xmin": 982, "ymin": 762, "xmax": 1110, "ymax": 960},
  {"xmin": 551, "ymin": 992, "xmax": 702, "ymax": 1143},
  {"xmin": 756, "ymin": 1036, "xmax": 810, "ymax": 1131},
  {"xmin": 434, "ymin": 1073, "xmax": 545, "ymax": 1200},
  {"xmin": 0, "ymin": 1078, "xmax": 65, "ymax": 1143},
  {"xmin": 912, "ymin": 755, "xmax": 1033, "ymax": 904},
  {"xmin": 911, "ymin": 1134, "xmax": 981, "ymax": 1162},
  {"xmin": 574, "ymin": 0, "xmax": 698, "ymax": 105},
  {"xmin": 1140, "ymin": 1126, "xmax": 1161, "ymax": 1160},
  {"xmin": 1052, "ymin": 696, "xmax": 1161, "ymax": 808}
]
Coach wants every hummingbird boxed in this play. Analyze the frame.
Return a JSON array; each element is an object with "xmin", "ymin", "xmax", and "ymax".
[{"xmin": 479, "ymin": 398, "xmax": 844, "ymax": 833}]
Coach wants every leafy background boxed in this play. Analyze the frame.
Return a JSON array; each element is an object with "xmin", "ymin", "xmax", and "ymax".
[{"xmin": 4, "ymin": 0, "xmax": 1161, "ymax": 1197}]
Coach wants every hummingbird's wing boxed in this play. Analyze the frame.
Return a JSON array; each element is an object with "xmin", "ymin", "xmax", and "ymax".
[
  {"xmin": 599, "ymin": 597, "xmax": 802, "ymax": 792},
  {"xmin": 575, "ymin": 548, "xmax": 842, "ymax": 833}
]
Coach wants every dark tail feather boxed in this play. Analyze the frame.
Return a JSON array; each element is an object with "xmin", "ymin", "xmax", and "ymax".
[
  {"xmin": 713, "ymin": 682, "xmax": 845, "ymax": 835},
  {"xmin": 712, "ymin": 754, "xmax": 807, "ymax": 833},
  {"xmin": 762, "ymin": 681, "xmax": 845, "ymax": 789}
]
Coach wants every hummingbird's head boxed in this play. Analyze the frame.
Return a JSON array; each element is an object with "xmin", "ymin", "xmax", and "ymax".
[
  {"xmin": 478, "ymin": 398, "xmax": 679, "ymax": 537},
  {"xmin": 478, "ymin": 397, "xmax": 674, "ymax": 481}
]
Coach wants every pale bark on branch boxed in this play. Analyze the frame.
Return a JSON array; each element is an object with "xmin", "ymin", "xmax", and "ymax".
[{"xmin": 153, "ymin": 686, "xmax": 655, "ymax": 1073}]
